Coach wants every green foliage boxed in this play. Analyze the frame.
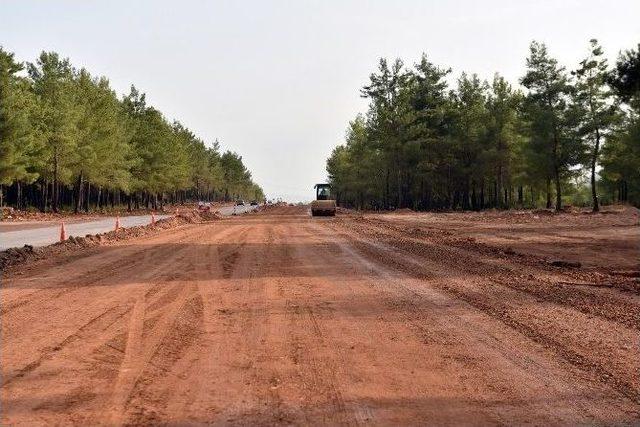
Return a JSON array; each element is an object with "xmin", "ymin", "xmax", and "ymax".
[
  {"xmin": 601, "ymin": 43, "xmax": 640, "ymax": 206},
  {"xmin": 328, "ymin": 40, "xmax": 636, "ymax": 211},
  {"xmin": 74, "ymin": 70, "xmax": 131, "ymax": 191},
  {"xmin": 0, "ymin": 47, "xmax": 40, "ymax": 189},
  {"xmin": 520, "ymin": 41, "xmax": 582, "ymax": 210},
  {"xmin": 28, "ymin": 52, "xmax": 79, "ymax": 188},
  {"xmin": 0, "ymin": 49, "xmax": 263, "ymax": 210},
  {"xmin": 571, "ymin": 39, "xmax": 620, "ymax": 211},
  {"xmin": 608, "ymin": 43, "xmax": 640, "ymax": 111}
]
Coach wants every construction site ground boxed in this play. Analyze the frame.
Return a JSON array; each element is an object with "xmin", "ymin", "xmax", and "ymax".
[{"xmin": 1, "ymin": 205, "xmax": 638, "ymax": 425}]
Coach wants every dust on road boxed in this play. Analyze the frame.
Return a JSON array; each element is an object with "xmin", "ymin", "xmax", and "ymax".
[{"xmin": 1, "ymin": 205, "xmax": 638, "ymax": 425}]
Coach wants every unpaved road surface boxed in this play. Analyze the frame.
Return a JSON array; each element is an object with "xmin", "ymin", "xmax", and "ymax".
[{"xmin": 1, "ymin": 206, "xmax": 638, "ymax": 425}]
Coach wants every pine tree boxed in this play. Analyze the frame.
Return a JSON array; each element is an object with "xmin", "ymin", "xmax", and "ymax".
[
  {"xmin": 0, "ymin": 47, "xmax": 40, "ymax": 207},
  {"xmin": 572, "ymin": 39, "xmax": 619, "ymax": 211},
  {"xmin": 73, "ymin": 69, "xmax": 131, "ymax": 212},
  {"xmin": 451, "ymin": 73, "xmax": 488, "ymax": 210},
  {"xmin": 602, "ymin": 44, "xmax": 640, "ymax": 205},
  {"xmin": 28, "ymin": 52, "xmax": 79, "ymax": 212},
  {"xmin": 485, "ymin": 75, "xmax": 523, "ymax": 208},
  {"xmin": 521, "ymin": 42, "xmax": 574, "ymax": 210}
]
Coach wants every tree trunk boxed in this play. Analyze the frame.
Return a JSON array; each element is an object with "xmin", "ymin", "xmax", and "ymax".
[
  {"xmin": 463, "ymin": 177, "xmax": 470, "ymax": 210},
  {"xmin": 496, "ymin": 166, "xmax": 503, "ymax": 209},
  {"xmin": 16, "ymin": 181, "xmax": 22, "ymax": 210},
  {"xmin": 52, "ymin": 147, "xmax": 59, "ymax": 213},
  {"xmin": 85, "ymin": 181, "xmax": 91, "ymax": 212},
  {"xmin": 385, "ymin": 168, "xmax": 390, "ymax": 209},
  {"xmin": 554, "ymin": 165, "xmax": 562, "ymax": 211},
  {"xmin": 471, "ymin": 183, "xmax": 477, "ymax": 211},
  {"xmin": 518, "ymin": 186, "xmax": 523, "ymax": 206},
  {"xmin": 591, "ymin": 128, "xmax": 601, "ymax": 212},
  {"xmin": 551, "ymin": 128, "xmax": 562, "ymax": 211},
  {"xmin": 40, "ymin": 181, "xmax": 47, "ymax": 212},
  {"xmin": 531, "ymin": 186, "xmax": 535, "ymax": 209},
  {"xmin": 74, "ymin": 171, "xmax": 83, "ymax": 214},
  {"xmin": 546, "ymin": 178, "xmax": 552, "ymax": 209}
]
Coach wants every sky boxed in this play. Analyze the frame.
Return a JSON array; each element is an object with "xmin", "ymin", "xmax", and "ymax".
[{"xmin": 1, "ymin": 1, "xmax": 639, "ymax": 201}]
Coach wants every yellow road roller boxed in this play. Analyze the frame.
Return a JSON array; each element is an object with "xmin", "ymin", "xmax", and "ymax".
[{"xmin": 310, "ymin": 183, "xmax": 336, "ymax": 216}]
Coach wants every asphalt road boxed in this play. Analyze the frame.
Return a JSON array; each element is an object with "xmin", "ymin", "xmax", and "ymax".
[
  {"xmin": 0, "ymin": 215, "xmax": 171, "ymax": 251},
  {"xmin": 0, "ymin": 205, "xmax": 258, "ymax": 251}
]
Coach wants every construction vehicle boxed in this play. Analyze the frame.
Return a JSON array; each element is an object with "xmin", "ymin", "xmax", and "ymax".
[{"xmin": 310, "ymin": 183, "xmax": 336, "ymax": 216}]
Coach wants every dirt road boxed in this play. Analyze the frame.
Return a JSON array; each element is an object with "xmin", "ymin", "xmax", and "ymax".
[{"xmin": 1, "ymin": 206, "xmax": 638, "ymax": 425}]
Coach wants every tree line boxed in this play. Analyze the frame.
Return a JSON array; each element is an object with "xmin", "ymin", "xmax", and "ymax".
[
  {"xmin": 0, "ymin": 48, "xmax": 264, "ymax": 213},
  {"xmin": 327, "ymin": 40, "xmax": 639, "ymax": 211}
]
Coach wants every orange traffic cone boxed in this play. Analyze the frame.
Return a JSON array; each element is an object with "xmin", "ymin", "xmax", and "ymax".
[
  {"xmin": 115, "ymin": 215, "xmax": 120, "ymax": 231},
  {"xmin": 151, "ymin": 212, "xmax": 156, "ymax": 225},
  {"xmin": 60, "ymin": 221, "xmax": 67, "ymax": 241}
]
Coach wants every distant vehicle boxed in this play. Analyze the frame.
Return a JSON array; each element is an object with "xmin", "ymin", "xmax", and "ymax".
[
  {"xmin": 310, "ymin": 183, "xmax": 336, "ymax": 216},
  {"xmin": 235, "ymin": 199, "xmax": 245, "ymax": 206},
  {"xmin": 250, "ymin": 200, "xmax": 258, "ymax": 206}
]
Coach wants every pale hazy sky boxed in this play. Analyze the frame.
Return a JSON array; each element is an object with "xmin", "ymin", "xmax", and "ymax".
[{"xmin": 1, "ymin": 1, "xmax": 639, "ymax": 201}]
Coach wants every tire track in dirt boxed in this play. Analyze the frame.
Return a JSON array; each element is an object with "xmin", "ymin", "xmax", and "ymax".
[
  {"xmin": 121, "ymin": 294, "xmax": 205, "ymax": 425},
  {"xmin": 353, "ymin": 238, "xmax": 640, "ymax": 404},
  {"xmin": 1, "ymin": 259, "xmax": 185, "ymax": 395},
  {"xmin": 263, "ymin": 221, "xmax": 358, "ymax": 425},
  {"xmin": 328, "ymin": 219, "xmax": 640, "ymax": 405},
  {"xmin": 109, "ymin": 225, "xmax": 244, "ymax": 425},
  {"xmin": 0, "ymin": 226, "xmax": 204, "ymax": 317},
  {"xmin": 1, "ymin": 223, "xmax": 231, "ymax": 425},
  {"xmin": 306, "ymin": 221, "xmax": 639, "ymax": 423},
  {"xmin": 3, "ymin": 208, "xmax": 638, "ymax": 425},
  {"xmin": 117, "ymin": 223, "xmax": 253, "ymax": 425},
  {"xmin": 216, "ymin": 223, "xmax": 288, "ymax": 424},
  {"xmin": 165, "ymin": 224, "xmax": 229, "ymax": 421},
  {"xmin": 1, "ymin": 304, "xmax": 131, "ymax": 387},
  {"xmin": 357, "ymin": 217, "xmax": 640, "ymax": 328},
  {"xmin": 292, "ymin": 224, "xmax": 384, "ymax": 425},
  {"xmin": 299, "ymin": 223, "xmax": 497, "ymax": 423}
]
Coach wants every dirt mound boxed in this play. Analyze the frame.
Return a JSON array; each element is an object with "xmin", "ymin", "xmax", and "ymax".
[
  {"xmin": 0, "ymin": 245, "xmax": 38, "ymax": 268},
  {"xmin": 257, "ymin": 204, "xmax": 308, "ymax": 215},
  {"xmin": 532, "ymin": 209, "xmax": 556, "ymax": 216},
  {"xmin": 335, "ymin": 206, "xmax": 357, "ymax": 215},
  {"xmin": 393, "ymin": 208, "xmax": 415, "ymax": 214},
  {"xmin": 201, "ymin": 210, "xmax": 225, "ymax": 221},
  {"xmin": 0, "ymin": 209, "xmax": 223, "ymax": 271},
  {"xmin": 0, "ymin": 203, "xmax": 232, "ymax": 222}
]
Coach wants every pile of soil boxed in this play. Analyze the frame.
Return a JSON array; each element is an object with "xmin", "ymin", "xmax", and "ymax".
[
  {"xmin": 0, "ymin": 202, "xmax": 234, "ymax": 222},
  {"xmin": 393, "ymin": 208, "xmax": 415, "ymax": 214},
  {"xmin": 0, "ymin": 209, "xmax": 222, "ymax": 270},
  {"xmin": 335, "ymin": 206, "xmax": 358, "ymax": 215},
  {"xmin": 257, "ymin": 203, "xmax": 305, "ymax": 215}
]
